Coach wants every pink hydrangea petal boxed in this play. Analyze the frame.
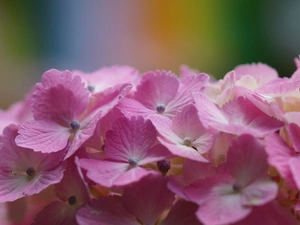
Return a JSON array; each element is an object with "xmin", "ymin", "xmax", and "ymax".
[
  {"xmin": 134, "ymin": 70, "xmax": 179, "ymax": 110},
  {"xmin": 83, "ymin": 83, "xmax": 132, "ymax": 120},
  {"xmin": 32, "ymin": 201, "xmax": 78, "ymax": 225},
  {"xmin": 226, "ymin": 134, "xmax": 268, "ymax": 185},
  {"xmin": 166, "ymin": 74, "xmax": 209, "ymax": 115},
  {"xmin": 288, "ymin": 157, "xmax": 300, "ymax": 190},
  {"xmin": 287, "ymin": 123, "xmax": 300, "ymax": 153},
  {"xmin": 160, "ymin": 200, "xmax": 201, "ymax": 225},
  {"xmin": 234, "ymin": 200, "xmax": 296, "ymax": 225},
  {"xmin": 79, "ymin": 159, "xmax": 128, "ymax": 187},
  {"xmin": 183, "ymin": 160, "xmax": 216, "ymax": 184},
  {"xmin": 171, "ymin": 104, "xmax": 208, "ymax": 140},
  {"xmin": 196, "ymin": 192, "xmax": 251, "ymax": 225},
  {"xmin": 76, "ymin": 196, "xmax": 140, "ymax": 225},
  {"xmin": 32, "ymin": 69, "xmax": 89, "ymax": 125},
  {"xmin": 122, "ymin": 174, "xmax": 174, "ymax": 225},
  {"xmin": 241, "ymin": 177, "xmax": 278, "ymax": 206},
  {"xmin": 0, "ymin": 125, "xmax": 66, "ymax": 202},
  {"xmin": 117, "ymin": 97, "xmax": 154, "ymax": 118},
  {"xmin": 234, "ymin": 63, "xmax": 278, "ymax": 84},
  {"xmin": 255, "ymin": 76, "xmax": 300, "ymax": 97},
  {"xmin": 113, "ymin": 166, "xmax": 158, "ymax": 187},
  {"xmin": 157, "ymin": 136, "xmax": 209, "ymax": 162},
  {"xmin": 55, "ymin": 153, "xmax": 90, "ymax": 204},
  {"xmin": 194, "ymin": 92, "xmax": 283, "ymax": 137},
  {"xmin": 265, "ymin": 133, "xmax": 297, "ymax": 188},
  {"xmin": 105, "ymin": 116, "xmax": 157, "ymax": 162},
  {"xmin": 76, "ymin": 65, "xmax": 140, "ymax": 94},
  {"xmin": 138, "ymin": 144, "xmax": 174, "ymax": 165},
  {"xmin": 15, "ymin": 119, "xmax": 71, "ymax": 153}
]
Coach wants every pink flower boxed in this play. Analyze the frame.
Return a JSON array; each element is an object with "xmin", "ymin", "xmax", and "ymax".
[
  {"xmin": 184, "ymin": 134, "xmax": 278, "ymax": 225},
  {"xmin": 194, "ymin": 92, "xmax": 284, "ymax": 137},
  {"xmin": 0, "ymin": 125, "xmax": 65, "ymax": 202},
  {"xmin": 15, "ymin": 69, "xmax": 132, "ymax": 159},
  {"xmin": 80, "ymin": 116, "xmax": 171, "ymax": 187},
  {"xmin": 118, "ymin": 70, "xmax": 209, "ymax": 118},
  {"xmin": 150, "ymin": 104, "xmax": 215, "ymax": 162}
]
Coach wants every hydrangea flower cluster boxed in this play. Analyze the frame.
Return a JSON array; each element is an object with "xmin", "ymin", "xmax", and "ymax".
[{"xmin": 1, "ymin": 57, "xmax": 300, "ymax": 224}]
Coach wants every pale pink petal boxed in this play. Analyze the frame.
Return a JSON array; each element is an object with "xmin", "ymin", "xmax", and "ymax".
[
  {"xmin": 241, "ymin": 177, "xmax": 278, "ymax": 206},
  {"xmin": 15, "ymin": 119, "xmax": 71, "ymax": 153},
  {"xmin": 32, "ymin": 69, "xmax": 89, "ymax": 125},
  {"xmin": 76, "ymin": 65, "xmax": 140, "ymax": 94},
  {"xmin": 32, "ymin": 201, "xmax": 78, "ymax": 225},
  {"xmin": 255, "ymin": 76, "xmax": 300, "ymax": 97},
  {"xmin": 226, "ymin": 134, "xmax": 268, "ymax": 185},
  {"xmin": 134, "ymin": 70, "xmax": 179, "ymax": 110},
  {"xmin": 122, "ymin": 174, "xmax": 174, "ymax": 225},
  {"xmin": 183, "ymin": 160, "xmax": 216, "ymax": 184},
  {"xmin": 196, "ymin": 192, "xmax": 251, "ymax": 225},
  {"xmin": 265, "ymin": 133, "xmax": 297, "ymax": 187},
  {"xmin": 76, "ymin": 196, "xmax": 140, "ymax": 225},
  {"xmin": 105, "ymin": 116, "xmax": 157, "ymax": 162},
  {"xmin": 160, "ymin": 200, "xmax": 201, "ymax": 225},
  {"xmin": 234, "ymin": 63, "xmax": 278, "ymax": 84}
]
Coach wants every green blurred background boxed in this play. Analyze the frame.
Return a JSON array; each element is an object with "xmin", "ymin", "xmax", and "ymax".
[{"xmin": 0, "ymin": 0, "xmax": 299, "ymax": 108}]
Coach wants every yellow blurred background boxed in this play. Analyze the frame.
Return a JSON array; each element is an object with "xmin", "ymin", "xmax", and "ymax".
[{"xmin": 0, "ymin": 0, "xmax": 300, "ymax": 108}]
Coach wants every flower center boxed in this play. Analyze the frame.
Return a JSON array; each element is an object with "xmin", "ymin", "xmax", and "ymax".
[
  {"xmin": 183, "ymin": 137, "xmax": 192, "ymax": 146},
  {"xmin": 70, "ymin": 120, "xmax": 81, "ymax": 131},
  {"xmin": 26, "ymin": 167, "xmax": 36, "ymax": 177},
  {"xmin": 232, "ymin": 183, "xmax": 243, "ymax": 192},
  {"xmin": 128, "ymin": 157, "xmax": 138, "ymax": 167},
  {"xmin": 87, "ymin": 84, "xmax": 95, "ymax": 93},
  {"xmin": 156, "ymin": 104, "xmax": 166, "ymax": 113},
  {"xmin": 68, "ymin": 196, "xmax": 77, "ymax": 205}
]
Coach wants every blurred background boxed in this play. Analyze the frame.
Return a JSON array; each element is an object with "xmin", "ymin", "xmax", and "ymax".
[{"xmin": 0, "ymin": 0, "xmax": 300, "ymax": 108}]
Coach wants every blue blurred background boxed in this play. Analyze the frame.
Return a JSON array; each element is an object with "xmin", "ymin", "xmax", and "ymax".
[{"xmin": 0, "ymin": 0, "xmax": 300, "ymax": 108}]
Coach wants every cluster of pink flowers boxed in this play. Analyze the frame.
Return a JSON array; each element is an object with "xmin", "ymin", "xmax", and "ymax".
[{"xmin": 1, "ymin": 57, "xmax": 300, "ymax": 225}]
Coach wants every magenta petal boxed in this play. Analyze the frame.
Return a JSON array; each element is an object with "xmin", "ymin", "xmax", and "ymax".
[
  {"xmin": 161, "ymin": 200, "xmax": 201, "ymax": 225},
  {"xmin": 76, "ymin": 196, "xmax": 140, "ymax": 225},
  {"xmin": 32, "ymin": 69, "xmax": 89, "ymax": 124},
  {"xmin": 32, "ymin": 201, "xmax": 78, "ymax": 225},
  {"xmin": 226, "ymin": 134, "xmax": 268, "ymax": 185},
  {"xmin": 122, "ymin": 174, "xmax": 174, "ymax": 225},
  {"xmin": 134, "ymin": 70, "xmax": 179, "ymax": 110},
  {"xmin": 289, "ymin": 157, "xmax": 300, "ymax": 190},
  {"xmin": 117, "ymin": 97, "xmax": 154, "ymax": 118},
  {"xmin": 105, "ymin": 116, "xmax": 157, "ymax": 162},
  {"xmin": 15, "ymin": 119, "xmax": 70, "ymax": 153},
  {"xmin": 234, "ymin": 200, "xmax": 296, "ymax": 225},
  {"xmin": 79, "ymin": 159, "xmax": 128, "ymax": 187},
  {"xmin": 287, "ymin": 123, "xmax": 300, "ymax": 152}
]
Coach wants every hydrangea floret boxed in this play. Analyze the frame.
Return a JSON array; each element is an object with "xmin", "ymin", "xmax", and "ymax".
[{"xmin": 1, "ymin": 59, "xmax": 300, "ymax": 224}]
